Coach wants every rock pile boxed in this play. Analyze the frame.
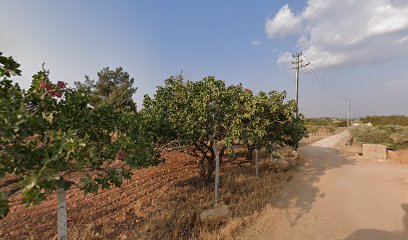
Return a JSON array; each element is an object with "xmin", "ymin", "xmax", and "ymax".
[{"xmin": 270, "ymin": 151, "xmax": 301, "ymax": 173}]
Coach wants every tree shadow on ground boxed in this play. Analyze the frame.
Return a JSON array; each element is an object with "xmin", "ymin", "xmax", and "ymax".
[
  {"xmin": 174, "ymin": 153, "xmax": 269, "ymax": 189},
  {"xmin": 271, "ymin": 142, "xmax": 355, "ymax": 226},
  {"xmin": 343, "ymin": 203, "xmax": 408, "ymax": 240}
]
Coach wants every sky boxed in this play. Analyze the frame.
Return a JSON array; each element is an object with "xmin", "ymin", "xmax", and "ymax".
[{"xmin": 1, "ymin": 0, "xmax": 408, "ymax": 118}]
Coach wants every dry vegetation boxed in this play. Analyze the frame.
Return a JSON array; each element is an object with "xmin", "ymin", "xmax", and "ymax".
[
  {"xmin": 337, "ymin": 131, "xmax": 408, "ymax": 164},
  {"xmin": 349, "ymin": 124, "xmax": 408, "ymax": 164},
  {"xmin": 388, "ymin": 150, "xmax": 408, "ymax": 164},
  {"xmin": 0, "ymin": 148, "xmax": 298, "ymax": 240},
  {"xmin": 300, "ymin": 127, "xmax": 346, "ymax": 146}
]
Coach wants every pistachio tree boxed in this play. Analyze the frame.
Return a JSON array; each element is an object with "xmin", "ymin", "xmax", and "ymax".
[
  {"xmin": 142, "ymin": 76, "xmax": 237, "ymax": 181},
  {"xmin": 0, "ymin": 53, "xmax": 158, "ymax": 239},
  {"xmin": 230, "ymin": 89, "xmax": 295, "ymax": 161},
  {"xmin": 283, "ymin": 112, "xmax": 308, "ymax": 150}
]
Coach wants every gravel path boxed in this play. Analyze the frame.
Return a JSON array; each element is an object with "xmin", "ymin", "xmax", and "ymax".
[{"xmin": 239, "ymin": 131, "xmax": 408, "ymax": 240}]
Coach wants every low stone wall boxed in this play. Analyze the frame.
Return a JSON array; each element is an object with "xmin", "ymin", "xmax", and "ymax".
[{"xmin": 362, "ymin": 144, "xmax": 387, "ymax": 160}]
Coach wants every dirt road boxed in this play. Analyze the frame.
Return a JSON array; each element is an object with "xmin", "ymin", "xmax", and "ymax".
[{"xmin": 239, "ymin": 131, "xmax": 408, "ymax": 240}]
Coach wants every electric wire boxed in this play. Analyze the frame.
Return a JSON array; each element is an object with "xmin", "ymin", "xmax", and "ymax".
[{"xmin": 300, "ymin": 54, "xmax": 364, "ymax": 118}]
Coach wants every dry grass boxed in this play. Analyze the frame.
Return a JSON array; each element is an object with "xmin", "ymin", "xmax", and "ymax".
[
  {"xmin": 122, "ymin": 150, "xmax": 295, "ymax": 240},
  {"xmin": 389, "ymin": 149, "xmax": 408, "ymax": 164}
]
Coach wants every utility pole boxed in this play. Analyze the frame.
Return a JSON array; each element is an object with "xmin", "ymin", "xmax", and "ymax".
[
  {"xmin": 345, "ymin": 100, "xmax": 351, "ymax": 126},
  {"xmin": 292, "ymin": 52, "xmax": 310, "ymax": 116}
]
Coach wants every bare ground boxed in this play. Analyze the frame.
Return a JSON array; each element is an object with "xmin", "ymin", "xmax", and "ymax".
[
  {"xmin": 0, "ymin": 148, "xmax": 296, "ymax": 240},
  {"xmin": 238, "ymin": 131, "xmax": 408, "ymax": 240}
]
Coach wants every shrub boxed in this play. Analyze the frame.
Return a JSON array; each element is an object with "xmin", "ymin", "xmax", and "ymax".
[
  {"xmin": 361, "ymin": 115, "xmax": 408, "ymax": 126},
  {"xmin": 349, "ymin": 125, "xmax": 391, "ymax": 145},
  {"xmin": 390, "ymin": 127, "xmax": 408, "ymax": 150}
]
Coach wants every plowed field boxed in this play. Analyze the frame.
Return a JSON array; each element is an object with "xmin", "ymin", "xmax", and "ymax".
[{"xmin": 0, "ymin": 150, "xmax": 293, "ymax": 240}]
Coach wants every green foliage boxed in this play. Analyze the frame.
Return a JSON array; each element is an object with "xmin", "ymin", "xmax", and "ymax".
[
  {"xmin": 1, "ymin": 51, "xmax": 307, "ymax": 217},
  {"xmin": 229, "ymin": 88, "xmax": 300, "ymax": 159},
  {"xmin": 0, "ymin": 52, "xmax": 21, "ymax": 77},
  {"xmin": 284, "ymin": 114, "xmax": 307, "ymax": 150},
  {"xmin": 360, "ymin": 115, "xmax": 408, "ymax": 126},
  {"xmin": 0, "ymin": 53, "xmax": 158, "ymax": 218},
  {"xmin": 143, "ymin": 74, "xmax": 306, "ymax": 179},
  {"xmin": 76, "ymin": 67, "xmax": 137, "ymax": 111},
  {"xmin": 142, "ymin": 75, "xmax": 237, "ymax": 180},
  {"xmin": 0, "ymin": 192, "xmax": 8, "ymax": 218}
]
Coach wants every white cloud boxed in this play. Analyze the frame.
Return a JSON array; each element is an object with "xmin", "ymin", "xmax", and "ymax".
[
  {"xmin": 276, "ymin": 52, "xmax": 292, "ymax": 65},
  {"xmin": 251, "ymin": 40, "xmax": 262, "ymax": 46},
  {"xmin": 395, "ymin": 35, "xmax": 408, "ymax": 46},
  {"xmin": 265, "ymin": 4, "xmax": 302, "ymax": 38},
  {"xmin": 266, "ymin": 0, "xmax": 408, "ymax": 69}
]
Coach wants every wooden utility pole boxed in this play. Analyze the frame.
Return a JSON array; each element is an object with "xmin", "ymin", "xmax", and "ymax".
[{"xmin": 292, "ymin": 52, "xmax": 309, "ymax": 116}]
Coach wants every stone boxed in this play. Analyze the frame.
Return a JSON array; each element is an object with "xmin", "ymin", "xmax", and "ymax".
[
  {"xmin": 200, "ymin": 205, "xmax": 231, "ymax": 223},
  {"xmin": 93, "ymin": 232, "xmax": 102, "ymax": 238},
  {"xmin": 286, "ymin": 158, "xmax": 297, "ymax": 168},
  {"xmin": 270, "ymin": 160, "xmax": 291, "ymax": 172},
  {"xmin": 292, "ymin": 151, "xmax": 301, "ymax": 160},
  {"xmin": 362, "ymin": 144, "xmax": 387, "ymax": 160}
]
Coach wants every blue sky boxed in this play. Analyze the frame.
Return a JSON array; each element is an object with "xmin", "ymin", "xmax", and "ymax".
[{"xmin": 2, "ymin": 0, "xmax": 408, "ymax": 117}]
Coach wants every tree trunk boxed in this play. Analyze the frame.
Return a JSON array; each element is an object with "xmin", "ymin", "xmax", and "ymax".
[
  {"xmin": 57, "ymin": 188, "xmax": 68, "ymax": 240},
  {"xmin": 206, "ymin": 156, "xmax": 214, "ymax": 182},
  {"xmin": 199, "ymin": 157, "xmax": 206, "ymax": 179},
  {"xmin": 219, "ymin": 145, "xmax": 226, "ymax": 162},
  {"xmin": 195, "ymin": 143, "xmax": 210, "ymax": 180},
  {"xmin": 246, "ymin": 144, "xmax": 255, "ymax": 162}
]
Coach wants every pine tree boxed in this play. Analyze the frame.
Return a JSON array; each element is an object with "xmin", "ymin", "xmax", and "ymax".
[{"xmin": 76, "ymin": 67, "xmax": 137, "ymax": 111}]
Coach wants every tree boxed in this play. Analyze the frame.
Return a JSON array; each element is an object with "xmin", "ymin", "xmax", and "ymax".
[
  {"xmin": 142, "ymin": 76, "xmax": 236, "ymax": 181},
  {"xmin": 0, "ymin": 52, "xmax": 22, "ymax": 217},
  {"xmin": 76, "ymin": 67, "xmax": 137, "ymax": 110},
  {"xmin": 0, "ymin": 53, "xmax": 158, "ymax": 239},
  {"xmin": 283, "ymin": 111, "xmax": 307, "ymax": 150},
  {"xmin": 230, "ymin": 89, "xmax": 296, "ymax": 161},
  {"xmin": 142, "ymin": 75, "xmax": 306, "ymax": 180}
]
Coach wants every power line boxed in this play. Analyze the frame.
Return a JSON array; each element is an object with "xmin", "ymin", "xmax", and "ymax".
[
  {"xmin": 303, "ymin": 69, "xmax": 344, "ymax": 102},
  {"xmin": 303, "ymin": 70, "xmax": 358, "ymax": 119},
  {"xmin": 301, "ymin": 54, "xmax": 364, "ymax": 119}
]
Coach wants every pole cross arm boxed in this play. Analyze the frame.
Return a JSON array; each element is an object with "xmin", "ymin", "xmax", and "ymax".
[{"xmin": 300, "ymin": 62, "xmax": 310, "ymax": 68}]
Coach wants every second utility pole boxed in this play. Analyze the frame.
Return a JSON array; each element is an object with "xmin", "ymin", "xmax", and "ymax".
[
  {"xmin": 292, "ymin": 52, "xmax": 309, "ymax": 116},
  {"xmin": 345, "ymin": 100, "xmax": 351, "ymax": 126}
]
